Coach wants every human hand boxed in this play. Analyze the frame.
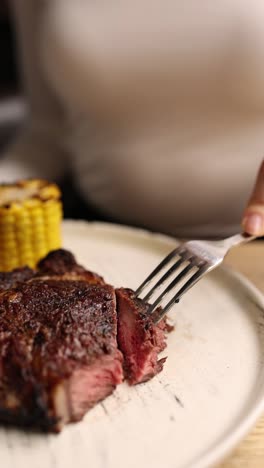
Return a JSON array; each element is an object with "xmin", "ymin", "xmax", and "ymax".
[{"xmin": 242, "ymin": 160, "xmax": 264, "ymax": 236}]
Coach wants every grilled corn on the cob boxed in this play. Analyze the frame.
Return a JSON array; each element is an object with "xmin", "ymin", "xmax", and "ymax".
[{"xmin": 0, "ymin": 179, "xmax": 62, "ymax": 271}]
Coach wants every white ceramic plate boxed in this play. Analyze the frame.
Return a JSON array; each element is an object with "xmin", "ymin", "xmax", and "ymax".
[{"xmin": 1, "ymin": 220, "xmax": 264, "ymax": 468}]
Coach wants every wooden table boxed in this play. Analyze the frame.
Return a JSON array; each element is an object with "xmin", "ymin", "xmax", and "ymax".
[{"xmin": 218, "ymin": 241, "xmax": 264, "ymax": 468}]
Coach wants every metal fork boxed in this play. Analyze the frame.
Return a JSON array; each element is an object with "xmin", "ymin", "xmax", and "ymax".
[{"xmin": 135, "ymin": 233, "xmax": 256, "ymax": 323}]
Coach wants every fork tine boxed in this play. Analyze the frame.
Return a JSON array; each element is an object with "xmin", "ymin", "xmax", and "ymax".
[
  {"xmin": 135, "ymin": 247, "xmax": 183, "ymax": 297},
  {"xmin": 142, "ymin": 250, "xmax": 190, "ymax": 302},
  {"xmin": 152, "ymin": 264, "xmax": 208, "ymax": 324},
  {"xmin": 147, "ymin": 260, "xmax": 196, "ymax": 314}
]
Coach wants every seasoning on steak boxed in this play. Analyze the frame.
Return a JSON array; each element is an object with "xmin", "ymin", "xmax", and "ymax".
[
  {"xmin": 36, "ymin": 249, "xmax": 105, "ymax": 284},
  {"xmin": 0, "ymin": 250, "xmax": 123, "ymax": 432},
  {"xmin": 0, "ymin": 249, "xmax": 171, "ymax": 432},
  {"xmin": 0, "ymin": 267, "xmax": 34, "ymax": 292},
  {"xmin": 116, "ymin": 288, "xmax": 169, "ymax": 385}
]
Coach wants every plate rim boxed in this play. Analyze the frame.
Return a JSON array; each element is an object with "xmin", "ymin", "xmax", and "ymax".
[{"xmin": 62, "ymin": 219, "xmax": 264, "ymax": 468}]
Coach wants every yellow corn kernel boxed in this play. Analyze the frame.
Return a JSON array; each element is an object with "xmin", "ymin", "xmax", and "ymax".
[{"xmin": 0, "ymin": 179, "xmax": 63, "ymax": 271}]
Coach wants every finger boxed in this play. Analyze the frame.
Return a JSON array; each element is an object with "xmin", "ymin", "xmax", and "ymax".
[{"xmin": 242, "ymin": 159, "xmax": 264, "ymax": 236}]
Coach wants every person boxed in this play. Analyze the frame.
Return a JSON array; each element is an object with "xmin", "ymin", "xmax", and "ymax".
[{"xmin": 1, "ymin": 0, "xmax": 264, "ymax": 238}]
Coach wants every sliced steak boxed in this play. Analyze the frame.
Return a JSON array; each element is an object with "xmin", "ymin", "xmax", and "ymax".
[
  {"xmin": 0, "ymin": 249, "xmax": 171, "ymax": 432},
  {"xmin": 0, "ymin": 250, "xmax": 123, "ymax": 432},
  {"xmin": 116, "ymin": 288, "xmax": 169, "ymax": 385}
]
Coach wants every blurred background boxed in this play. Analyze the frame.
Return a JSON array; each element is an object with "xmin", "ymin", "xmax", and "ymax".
[
  {"xmin": 0, "ymin": 3, "xmax": 262, "ymax": 235},
  {"xmin": 0, "ymin": 2, "xmax": 101, "ymax": 221}
]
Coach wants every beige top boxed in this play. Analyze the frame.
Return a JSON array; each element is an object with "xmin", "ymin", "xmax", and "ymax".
[{"xmin": 2, "ymin": 0, "xmax": 264, "ymax": 237}]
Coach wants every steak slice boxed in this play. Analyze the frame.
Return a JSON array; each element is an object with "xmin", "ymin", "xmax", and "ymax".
[
  {"xmin": 0, "ymin": 250, "xmax": 123, "ymax": 432},
  {"xmin": 116, "ymin": 288, "xmax": 169, "ymax": 385}
]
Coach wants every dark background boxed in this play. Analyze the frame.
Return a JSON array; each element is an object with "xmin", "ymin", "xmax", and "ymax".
[{"xmin": 0, "ymin": 3, "xmax": 17, "ymax": 98}]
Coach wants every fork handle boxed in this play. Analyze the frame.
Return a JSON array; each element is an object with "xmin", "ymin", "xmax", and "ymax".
[{"xmin": 216, "ymin": 232, "xmax": 256, "ymax": 252}]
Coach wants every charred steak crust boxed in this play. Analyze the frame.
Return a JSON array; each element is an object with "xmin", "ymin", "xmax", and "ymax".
[
  {"xmin": 0, "ymin": 267, "xmax": 34, "ymax": 292},
  {"xmin": 0, "ymin": 250, "xmax": 123, "ymax": 431},
  {"xmin": 37, "ymin": 249, "xmax": 78, "ymax": 274},
  {"xmin": 0, "ymin": 249, "xmax": 170, "ymax": 431},
  {"xmin": 36, "ymin": 249, "xmax": 104, "ymax": 284}
]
